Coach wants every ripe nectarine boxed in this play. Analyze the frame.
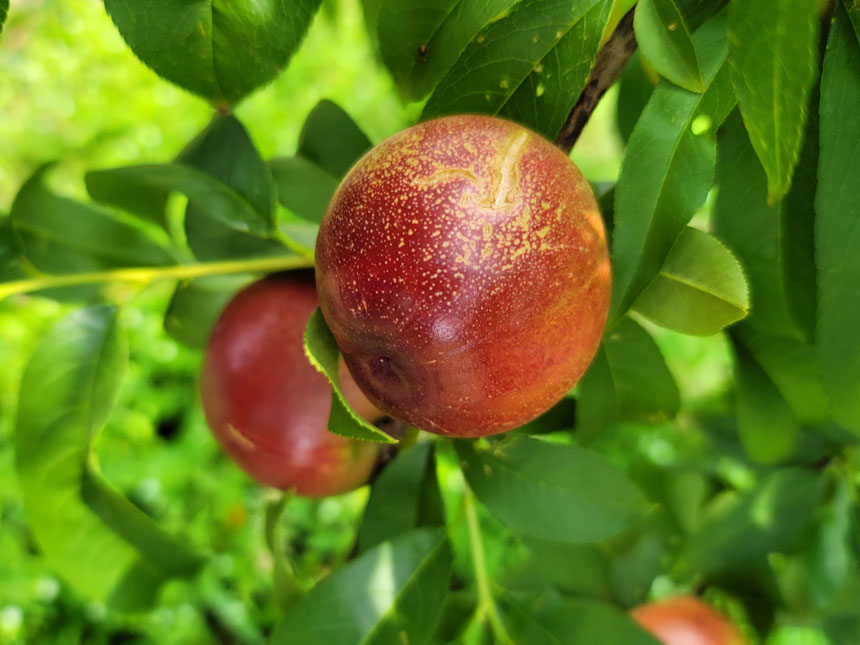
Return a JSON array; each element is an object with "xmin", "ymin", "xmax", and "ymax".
[
  {"xmin": 315, "ymin": 115, "xmax": 610, "ymax": 437},
  {"xmin": 631, "ymin": 596, "xmax": 746, "ymax": 645},
  {"xmin": 200, "ymin": 272, "xmax": 381, "ymax": 497}
]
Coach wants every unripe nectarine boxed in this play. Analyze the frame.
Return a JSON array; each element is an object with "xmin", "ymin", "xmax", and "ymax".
[
  {"xmin": 316, "ymin": 115, "xmax": 610, "ymax": 437},
  {"xmin": 631, "ymin": 596, "xmax": 746, "ymax": 645},
  {"xmin": 200, "ymin": 272, "xmax": 381, "ymax": 497}
]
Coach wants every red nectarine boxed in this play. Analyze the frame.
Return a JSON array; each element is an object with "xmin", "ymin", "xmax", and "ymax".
[{"xmin": 631, "ymin": 596, "xmax": 746, "ymax": 645}]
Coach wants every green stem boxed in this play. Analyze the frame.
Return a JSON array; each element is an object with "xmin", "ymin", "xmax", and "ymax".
[
  {"xmin": 0, "ymin": 254, "xmax": 313, "ymax": 301},
  {"xmin": 463, "ymin": 484, "xmax": 513, "ymax": 645},
  {"xmin": 264, "ymin": 489, "xmax": 306, "ymax": 608}
]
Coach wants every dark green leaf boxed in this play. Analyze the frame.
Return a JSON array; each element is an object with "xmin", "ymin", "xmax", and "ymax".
[
  {"xmin": 11, "ymin": 166, "xmax": 174, "ymax": 274},
  {"xmin": 735, "ymin": 325, "xmax": 830, "ymax": 426},
  {"xmin": 174, "ymin": 114, "xmax": 284, "ymax": 260},
  {"xmin": 455, "ymin": 435, "xmax": 649, "ymax": 543},
  {"xmin": 270, "ymin": 156, "xmax": 339, "ymax": 224},
  {"xmin": 516, "ymin": 397, "xmax": 577, "ymax": 435},
  {"xmin": 504, "ymin": 592, "xmax": 661, "ymax": 645},
  {"xmin": 616, "ymin": 52, "xmax": 654, "ymax": 143},
  {"xmin": 728, "ymin": 0, "xmax": 820, "ymax": 202},
  {"xmin": 356, "ymin": 442, "xmax": 445, "ymax": 553},
  {"xmin": 85, "ymin": 164, "xmax": 273, "ymax": 237},
  {"xmin": 845, "ymin": 0, "xmax": 860, "ymax": 46},
  {"xmin": 816, "ymin": 3, "xmax": 860, "ymax": 433},
  {"xmin": 304, "ymin": 308, "xmax": 397, "ymax": 444},
  {"xmin": 298, "ymin": 100, "xmax": 373, "ymax": 178},
  {"xmin": 378, "ymin": 0, "xmax": 520, "ymax": 101},
  {"xmin": 1, "ymin": 0, "xmax": 9, "ymax": 36},
  {"xmin": 270, "ymin": 528, "xmax": 452, "ymax": 645},
  {"xmin": 422, "ymin": 0, "xmax": 612, "ymax": 141},
  {"xmin": 85, "ymin": 168, "xmax": 169, "ymax": 230},
  {"xmin": 679, "ymin": 468, "xmax": 824, "ymax": 577},
  {"xmin": 576, "ymin": 316, "xmax": 680, "ymax": 441},
  {"xmin": 731, "ymin": 339, "xmax": 799, "ymax": 464},
  {"xmin": 104, "ymin": 0, "xmax": 323, "ymax": 105},
  {"xmin": 522, "ymin": 538, "xmax": 611, "ymax": 599},
  {"xmin": 14, "ymin": 307, "xmax": 201, "ymax": 604},
  {"xmin": 713, "ymin": 111, "xmax": 817, "ymax": 341},
  {"xmin": 164, "ymin": 275, "xmax": 250, "ymax": 348},
  {"xmin": 0, "ymin": 216, "xmax": 26, "ymax": 282},
  {"xmin": 610, "ymin": 11, "xmax": 736, "ymax": 321},
  {"xmin": 634, "ymin": 0, "xmax": 704, "ymax": 92}
]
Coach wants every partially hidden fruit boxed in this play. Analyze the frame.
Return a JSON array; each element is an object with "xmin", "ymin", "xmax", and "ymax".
[
  {"xmin": 631, "ymin": 596, "xmax": 746, "ymax": 645},
  {"xmin": 316, "ymin": 114, "xmax": 610, "ymax": 437},
  {"xmin": 200, "ymin": 271, "xmax": 381, "ymax": 497}
]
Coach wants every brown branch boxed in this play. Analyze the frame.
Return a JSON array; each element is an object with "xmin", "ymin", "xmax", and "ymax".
[{"xmin": 554, "ymin": 7, "xmax": 638, "ymax": 154}]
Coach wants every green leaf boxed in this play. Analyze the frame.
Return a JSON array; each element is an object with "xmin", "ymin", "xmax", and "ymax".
[
  {"xmin": 455, "ymin": 434, "xmax": 649, "ymax": 543},
  {"xmin": 0, "ymin": 216, "xmax": 26, "ymax": 282},
  {"xmin": 303, "ymin": 308, "xmax": 397, "ymax": 444},
  {"xmin": 269, "ymin": 528, "xmax": 452, "ymax": 645},
  {"xmin": 270, "ymin": 156, "xmax": 338, "ymax": 224},
  {"xmin": 85, "ymin": 163, "xmax": 273, "ymax": 237},
  {"xmin": 0, "ymin": 0, "xmax": 9, "ymax": 36},
  {"xmin": 679, "ymin": 468, "xmax": 823, "ymax": 577},
  {"xmin": 14, "ymin": 307, "xmax": 202, "ymax": 605},
  {"xmin": 504, "ymin": 592, "xmax": 661, "ymax": 645},
  {"xmin": 298, "ymin": 100, "xmax": 373, "ymax": 178},
  {"xmin": 11, "ymin": 166, "xmax": 174, "ymax": 275},
  {"xmin": 164, "ymin": 275, "xmax": 250, "ymax": 348},
  {"xmin": 610, "ymin": 11, "xmax": 736, "ymax": 322},
  {"xmin": 634, "ymin": 0, "xmax": 705, "ymax": 92},
  {"xmin": 816, "ymin": 3, "xmax": 860, "ymax": 433},
  {"xmin": 522, "ymin": 538, "xmax": 611, "ymax": 598},
  {"xmin": 576, "ymin": 316, "xmax": 680, "ymax": 441},
  {"xmin": 616, "ymin": 52, "xmax": 655, "ymax": 143},
  {"xmin": 731, "ymin": 339, "xmax": 799, "ymax": 464},
  {"xmin": 174, "ymin": 114, "xmax": 285, "ymax": 260},
  {"xmin": 103, "ymin": 0, "xmax": 323, "ymax": 105},
  {"xmin": 378, "ymin": 0, "xmax": 520, "ymax": 101},
  {"xmin": 421, "ymin": 0, "xmax": 613, "ymax": 141},
  {"xmin": 845, "ymin": 0, "xmax": 860, "ymax": 46},
  {"xmin": 713, "ymin": 111, "xmax": 818, "ymax": 341},
  {"xmin": 632, "ymin": 227, "xmax": 749, "ymax": 336},
  {"xmin": 356, "ymin": 442, "xmax": 445, "ymax": 553},
  {"xmin": 728, "ymin": 0, "xmax": 820, "ymax": 202}
]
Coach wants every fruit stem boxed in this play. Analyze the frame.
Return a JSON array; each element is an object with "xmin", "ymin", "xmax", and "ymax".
[
  {"xmin": 463, "ymin": 484, "xmax": 513, "ymax": 644},
  {"xmin": 0, "ymin": 254, "xmax": 314, "ymax": 301}
]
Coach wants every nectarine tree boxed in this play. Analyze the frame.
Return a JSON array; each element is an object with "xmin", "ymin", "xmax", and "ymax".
[{"xmin": 2, "ymin": 0, "xmax": 859, "ymax": 643}]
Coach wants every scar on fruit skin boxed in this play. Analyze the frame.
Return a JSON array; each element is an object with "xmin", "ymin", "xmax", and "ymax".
[{"xmin": 488, "ymin": 130, "xmax": 529, "ymax": 209}]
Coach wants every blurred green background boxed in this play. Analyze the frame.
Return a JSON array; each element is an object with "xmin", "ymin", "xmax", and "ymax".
[{"xmin": 0, "ymin": 1, "xmax": 733, "ymax": 642}]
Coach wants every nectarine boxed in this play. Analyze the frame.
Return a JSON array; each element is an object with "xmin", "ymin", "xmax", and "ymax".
[
  {"xmin": 631, "ymin": 596, "xmax": 746, "ymax": 645},
  {"xmin": 315, "ymin": 115, "xmax": 610, "ymax": 437},
  {"xmin": 200, "ymin": 272, "xmax": 381, "ymax": 497}
]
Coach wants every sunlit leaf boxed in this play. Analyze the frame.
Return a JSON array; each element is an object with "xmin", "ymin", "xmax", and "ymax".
[{"xmin": 634, "ymin": 0, "xmax": 704, "ymax": 92}]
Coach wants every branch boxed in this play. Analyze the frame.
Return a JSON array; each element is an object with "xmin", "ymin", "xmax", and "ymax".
[{"xmin": 554, "ymin": 7, "xmax": 638, "ymax": 154}]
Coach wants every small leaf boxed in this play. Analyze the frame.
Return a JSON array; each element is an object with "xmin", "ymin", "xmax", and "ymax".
[
  {"xmin": 455, "ymin": 434, "xmax": 649, "ymax": 543},
  {"xmin": 175, "ymin": 114, "xmax": 284, "ymax": 260},
  {"xmin": 632, "ymin": 227, "xmax": 749, "ymax": 336},
  {"xmin": 728, "ymin": 0, "xmax": 820, "ymax": 202},
  {"xmin": 577, "ymin": 316, "xmax": 681, "ymax": 441},
  {"xmin": 103, "ymin": 0, "xmax": 323, "ymax": 105},
  {"xmin": 422, "ymin": 0, "xmax": 613, "ymax": 140},
  {"xmin": 504, "ymin": 592, "xmax": 661, "ymax": 645},
  {"xmin": 164, "ymin": 275, "xmax": 251, "ymax": 348},
  {"xmin": 356, "ymin": 442, "xmax": 445, "ymax": 553},
  {"xmin": 85, "ymin": 164, "xmax": 273, "ymax": 236},
  {"xmin": 303, "ymin": 308, "xmax": 397, "ymax": 444},
  {"xmin": 679, "ymin": 468, "xmax": 823, "ymax": 577},
  {"xmin": 11, "ymin": 166, "xmax": 174, "ymax": 274},
  {"xmin": 269, "ymin": 156, "xmax": 339, "ymax": 224},
  {"xmin": 816, "ymin": 3, "xmax": 860, "ymax": 433},
  {"xmin": 378, "ymin": 0, "xmax": 520, "ymax": 101},
  {"xmin": 634, "ymin": 0, "xmax": 705, "ymax": 92},
  {"xmin": 731, "ymin": 338, "xmax": 799, "ymax": 464},
  {"xmin": 713, "ymin": 111, "xmax": 818, "ymax": 341},
  {"xmin": 14, "ymin": 307, "xmax": 202, "ymax": 605},
  {"xmin": 298, "ymin": 100, "xmax": 373, "ymax": 178},
  {"xmin": 269, "ymin": 528, "xmax": 452, "ymax": 644},
  {"xmin": 610, "ymin": 10, "xmax": 736, "ymax": 322}
]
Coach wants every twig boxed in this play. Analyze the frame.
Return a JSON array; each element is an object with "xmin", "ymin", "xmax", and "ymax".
[{"xmin": 554, "ymin": 7, "xmax": 638, "ymax": 154}]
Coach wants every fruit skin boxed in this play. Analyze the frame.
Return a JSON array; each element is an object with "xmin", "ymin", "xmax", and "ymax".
[
  {"xmin": 631, "ymin": 596, "xmax": 746, "ymax": 645},
  {"xmin": 315, "ymin": 114, "xmax": 610, "ymax": 437},
  {"xmin": 200, "ymin": 271, "xmax": 381, "ymax": 497}
]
